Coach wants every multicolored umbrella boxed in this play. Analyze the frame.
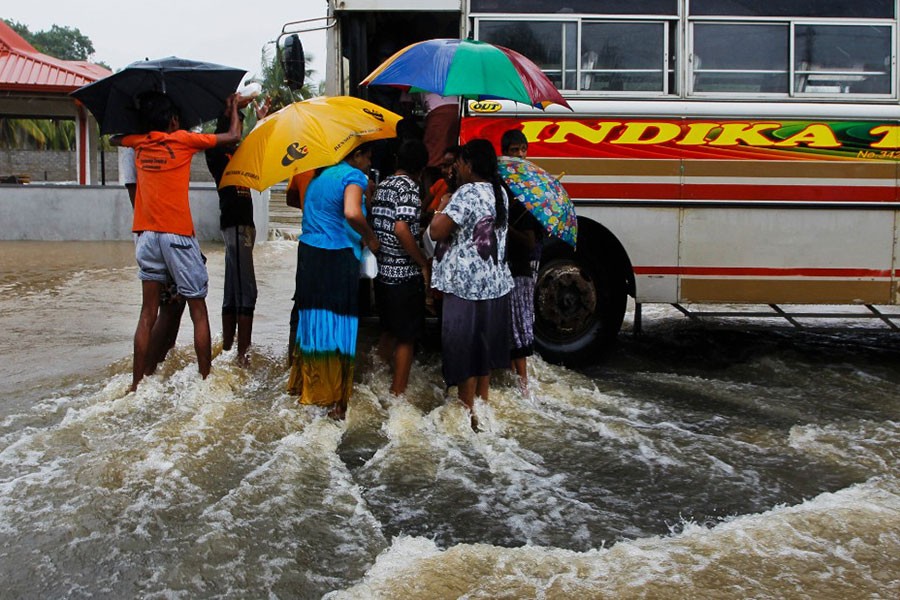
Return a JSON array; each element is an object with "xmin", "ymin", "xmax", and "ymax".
[
  {"xmin": 219, "ymin": 96, "xmax": 402, "ymax": 191},
  {"xmin": 361, "ymin": 38, "xmax": 570, "ymax": 110},
  {"xmin": 498, "ymin": 156, "xmax": 577, "ymax": 247}
]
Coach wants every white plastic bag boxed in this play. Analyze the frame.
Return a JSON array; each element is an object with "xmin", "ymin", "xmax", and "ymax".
[
  {"xmin": 422, "ymin": 225, "xmax": 436, "ymax": 259},
  {"xmin": 360, "ymin": 247, "xmax": 378, "ymax": 278}
]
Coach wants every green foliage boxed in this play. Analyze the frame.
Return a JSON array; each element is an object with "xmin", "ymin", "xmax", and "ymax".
[
  {"xmin": 2, "ymin": 19, "xmax": 95, "ymax": 61},
  {"xmin": 4, "ymin": 19, "xmax": 31, "ymax": 40},
  {"xmin": 32, "ymin": 25, "xmax": 95, "ymax": 61},
  {"xmin": 0, "ymin": 118, "xmax": 76, "ymax": 150},
  {"xmin": 254, "ymin": 43, "xmax": 317, "ymax": 116}
]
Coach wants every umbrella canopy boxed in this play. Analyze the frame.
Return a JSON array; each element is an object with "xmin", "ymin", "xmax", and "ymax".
[
  {"xmin": 499, "ymin": 156, "xmax": 577, "ymax": 247},
  {"xmin": 219, "ymin": 96, "xmax": 403, "ymax": 192},
  {"xmin": 361, "ymin": 38, "xmax": 570, "ymax": 110},
  {"xmin": 71, "ymin": 56, "xmax": 246, "ymax": 135}
]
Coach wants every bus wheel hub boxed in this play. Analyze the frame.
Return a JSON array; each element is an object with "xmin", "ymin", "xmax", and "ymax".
[{"xmin": 536, "ymin": 262, "xmax": 597, "ymax": 334}]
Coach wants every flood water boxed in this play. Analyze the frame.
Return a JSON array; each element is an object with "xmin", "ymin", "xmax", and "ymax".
[{"xmin": 1, "ymin": 240, "xmax": 898, "ymax": 599}]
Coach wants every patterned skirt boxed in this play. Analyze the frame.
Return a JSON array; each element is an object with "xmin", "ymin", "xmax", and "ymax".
[
  {"xmin": 510, "ymin": 275, "xmax": 536, "ymax": 359},
  {"xmin": 288, "ymin": 243, "xmax": 359, "ymax": 407}
]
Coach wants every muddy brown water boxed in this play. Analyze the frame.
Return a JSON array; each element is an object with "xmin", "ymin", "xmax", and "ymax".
[{"xmin": 1, "ymin": 241, "xmax": 897, "ymax": 599}]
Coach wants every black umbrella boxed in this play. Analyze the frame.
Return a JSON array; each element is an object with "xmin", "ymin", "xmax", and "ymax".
[{"xmin": 71, "ymin": 56, "xmax": 246, "ymax": 135}]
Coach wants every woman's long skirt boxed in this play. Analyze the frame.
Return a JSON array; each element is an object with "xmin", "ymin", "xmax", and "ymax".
[
  {"xmin": 288, "ymin": 243, "xmax": 359, "ymax": 407},
  {"xmin": 440, "ymin": 292, "xmax": 511, "ymax": 388}
]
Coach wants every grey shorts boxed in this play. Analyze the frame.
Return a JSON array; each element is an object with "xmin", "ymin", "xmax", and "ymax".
[
  {"xmin": 135, "ymin": 231, "xmax": 208, "ymax": 299},
  {"xmin": 222, "ymin": 225, "xmax": 257, "ymax": 314}
]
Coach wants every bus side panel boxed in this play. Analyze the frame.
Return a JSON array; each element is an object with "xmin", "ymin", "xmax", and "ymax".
[
  {"xmin": 577, "ymin": 205, "xmax": 680, "ymax": 303},
  {"xmin": 678, "ymin": 208, "xmax": 897, "ymax": 304},
  {"xmin": 462, "ymin": 114, "xmax": 900, "ymax": 307},
  {"xmin": 894, "ymin": 210, "xmax": 900, "ymax": 304}
]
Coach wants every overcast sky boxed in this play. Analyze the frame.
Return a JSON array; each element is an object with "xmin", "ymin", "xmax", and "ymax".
[{"xmin": 5, "ymin": 0, "xmax": 329, "ymax": 83}]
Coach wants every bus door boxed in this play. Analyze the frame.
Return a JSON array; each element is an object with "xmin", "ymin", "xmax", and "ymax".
[{"xmin": 331, "ymin": 2, "xmax": 462, "ymax": 111}]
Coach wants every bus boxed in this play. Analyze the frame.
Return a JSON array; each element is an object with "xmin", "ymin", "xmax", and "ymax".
[{"xmin": 286, "ymin": 0, "xmax": 900, "ymax": 362}]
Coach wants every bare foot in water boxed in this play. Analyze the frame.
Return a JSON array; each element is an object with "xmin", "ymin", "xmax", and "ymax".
[{"xmin": 327, "ymin": 404, "xmax": 346, "ymax": 420}]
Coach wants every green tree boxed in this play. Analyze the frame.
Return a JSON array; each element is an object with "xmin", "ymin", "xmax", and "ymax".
[
  {"xmin": 32, "ymin": 25, "xmax": 95, "ymax": 61},
  {"xmin": 256, "ymin": 43, "xmax": 317, "ymax": 113},
  {"xmin": 3, "ymin": 19, "xmax": 31, "ymax": 40},
  {"xmin": 2, "ymin": 19, "xmax": 95, "ymax": 61},
  {"xmin": 0, "ymin": 118, "xmax": 75, "ymax": 150}
]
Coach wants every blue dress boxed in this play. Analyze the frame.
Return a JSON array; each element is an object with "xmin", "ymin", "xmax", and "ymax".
[{"xmin": 288, "ymin": 162, "xmax": 368, "ymax": 407}]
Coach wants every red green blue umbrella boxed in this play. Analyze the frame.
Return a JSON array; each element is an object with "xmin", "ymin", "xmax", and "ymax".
[
  {"xmin": 361, "ymin": 38, "xmax": 570, "ymax": 110},
  {"xmin": 499, "ymin": 156, "xmax": 577, "ymax": 247}
]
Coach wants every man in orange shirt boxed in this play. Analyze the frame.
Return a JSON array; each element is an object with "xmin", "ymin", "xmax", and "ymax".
[{"xmin": 113, "ymin": 91, "xmax": 241, "ymax": 391}]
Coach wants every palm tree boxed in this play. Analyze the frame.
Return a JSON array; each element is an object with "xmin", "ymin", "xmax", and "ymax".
[
  {"xmin": 0, "ymin": 118, "xmax": 75, "ymax": 150},
  {"xmin": 254, "ymin": 43, "xmax": 317, "ymax": 112}
]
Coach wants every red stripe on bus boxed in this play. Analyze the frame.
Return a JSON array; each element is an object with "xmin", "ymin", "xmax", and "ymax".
[
  {"xmin": 564, "ymin": 183, "xmax": 897, "ymax": 202},
  {"xmin": 633, "ymin": 266, "xmax": 894, "ymax": 277}
]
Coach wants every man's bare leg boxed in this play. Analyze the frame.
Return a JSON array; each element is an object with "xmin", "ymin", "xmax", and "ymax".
[
  {"xmin": 222, "ymin": 311, "xmax": 237, "ymax": 351},
  {"xmin": 144, "ymin": 300, "xmax": 185, "ymax": 376},
  {"xmin": 186, "ymin": 298, "xmax": 211, "ymax": 379},
  {"xmin": 236, "ymin": 314, "xmax": 253, "ymax": 363},
  {"xmin": 132, "ymin": 281, "xmax": 163, "ymax": 391}
]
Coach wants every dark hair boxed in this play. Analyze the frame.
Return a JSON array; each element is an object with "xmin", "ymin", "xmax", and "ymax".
[
  {"xmin": 396, "ymin": 117, "xmax": 423, "ymax": 141},
  {"xmin": 501, "ymin": 129, "xmax": 528, "ymax": 154},
  {"xmin": 395, "ymin": 139, "xmax": 428, "ymax": 175},
  {"xmin": 136, "ymin": 91, "xmax": 180, "ymax": 133},
  {"xmin": 459, "ymin": 138, "xmax": 506, "ymax": 228},
  {"xmin": 349, "ymin": 141, "xmax": 376, "ymax": 159}
]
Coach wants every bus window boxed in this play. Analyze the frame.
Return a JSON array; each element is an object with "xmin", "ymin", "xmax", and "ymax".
[
  {"xmin": 794, "ymin": 25, "xmax": 892, "ymax": 95},
  {"xmin": 477, "ymin": 20, "xmax": 575, "ymax": 90},
  {"xmin": 477, "ymin": 18, "xmax": 676, "ymax": 94},
  {"xmin": 691, "ymin": 23, "xmax": 788, "ymax": 94},
  {"xmin": 689, "ymin": 0, "xmax": 894, "ymax": 19},
  {"xmin": 471, "ymin": 0, "xmax": 677, "ymax": 15},
  {"xmin": 690, "ymin": 21, "xmax": 894, "ymax": 97},
  {"xmin": 581, "ymin": 21, "xmax": 668, "ymax": 93}
]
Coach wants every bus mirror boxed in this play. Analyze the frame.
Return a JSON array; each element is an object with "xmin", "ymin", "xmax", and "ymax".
[{"xmin": 281, "ymin": 34, "xmax": 306, "ymax": 91}]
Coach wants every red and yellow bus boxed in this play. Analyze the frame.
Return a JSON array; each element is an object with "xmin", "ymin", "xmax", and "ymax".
[{"xmin": 290, "ymin": 0, "xmax": 900, "ymax": 360}]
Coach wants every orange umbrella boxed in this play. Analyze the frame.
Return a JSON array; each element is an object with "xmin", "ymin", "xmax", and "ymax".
[{"xmin": 220, "ymin": 96, "xmax": 402, "ymax": 191}]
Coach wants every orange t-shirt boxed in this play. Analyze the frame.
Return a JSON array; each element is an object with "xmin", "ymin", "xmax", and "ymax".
[
  {"xmin": 122, "ymin": 130, "xmax": 218, "ymax": 236},
  {"xmin": 428, "ymin": 178, "xmax": 449, "ymax": 211}
]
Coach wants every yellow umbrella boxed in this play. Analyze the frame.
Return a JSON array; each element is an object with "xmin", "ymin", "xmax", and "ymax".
[{"xmin": 220, "ymin": 95, "xmax": 403, "ymax": 191}]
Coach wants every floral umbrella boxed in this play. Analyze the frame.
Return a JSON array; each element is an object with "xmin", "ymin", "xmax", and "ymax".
[
  {"xmin": 361, "ymin": 38, "xmax": 570, "ymax": 110},
  {"xmin": 498, "ymin": 156, "xmax": 577, "ymax": 247}
]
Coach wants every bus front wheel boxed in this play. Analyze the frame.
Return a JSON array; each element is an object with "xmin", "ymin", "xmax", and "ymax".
[{"xmin": 533, "ymin": 242, "xmax": 627, "ymax": 364}]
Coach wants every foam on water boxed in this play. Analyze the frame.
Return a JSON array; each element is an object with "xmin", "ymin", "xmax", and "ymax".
[
  {"xmin": 330, "ymin": 476, "xmax": 900, "ymax": 599},
  {"xmin": 2, "ymin": 240, "xmax": 899, "ymax": 598}
]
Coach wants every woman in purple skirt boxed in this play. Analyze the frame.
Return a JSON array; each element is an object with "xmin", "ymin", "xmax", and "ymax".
[{"xmin": 428, "ymin": 139, "xmax": 514, "ymax": 430}]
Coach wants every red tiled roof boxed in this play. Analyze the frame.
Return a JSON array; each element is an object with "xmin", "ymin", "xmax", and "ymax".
[{"xmin": 0, "ymin": 19, "xmax": 110, "ymax": 93}]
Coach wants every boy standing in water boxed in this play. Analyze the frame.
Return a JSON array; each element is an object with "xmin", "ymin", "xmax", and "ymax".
[
  {"xmin": 113, "ymin": 91, "xmax": 241, "ymax": 391},
  {"xmin": 501, "ymin": 129, "xmax": 543, "ymax": 390},
  {"xmin": 205, "ymin": 85, "xmax": 270, "ymax": 364}
]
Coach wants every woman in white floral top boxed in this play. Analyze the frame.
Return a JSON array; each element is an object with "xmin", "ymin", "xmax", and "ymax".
[{"xmin": 429, "ymin": 139, "xmax": 514, "ymax": 430}]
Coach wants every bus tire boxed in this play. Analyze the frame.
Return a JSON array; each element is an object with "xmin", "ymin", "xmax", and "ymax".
[{"xmin": 533, "ymin": 235, "xmax": 628, "ymax": 365}]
